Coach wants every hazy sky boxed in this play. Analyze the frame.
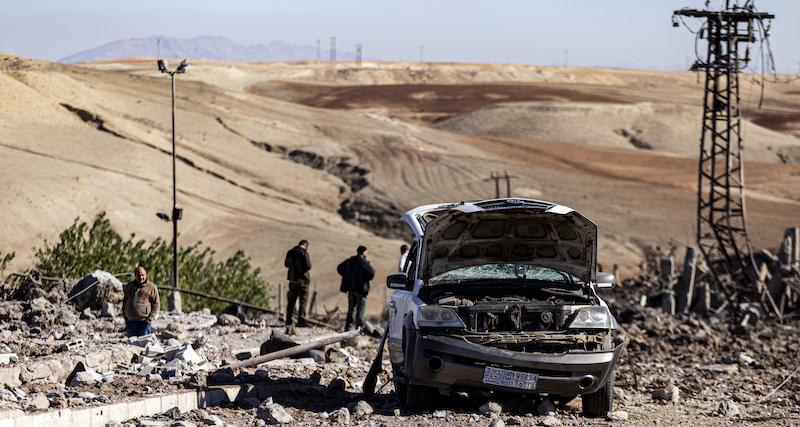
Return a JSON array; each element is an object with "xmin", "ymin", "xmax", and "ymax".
[{"xmin": 2, "ymin": 0, "xmax": 798, "ymax": 73}]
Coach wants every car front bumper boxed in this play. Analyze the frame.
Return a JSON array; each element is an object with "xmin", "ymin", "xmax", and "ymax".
[{"xmin": 402, "ymin": 329, "xmax": 626, "ymax": 396}]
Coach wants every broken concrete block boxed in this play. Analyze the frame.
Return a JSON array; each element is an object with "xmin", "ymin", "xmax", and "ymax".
[
  {"xmin": 0, "ymin": 353, "xmax": 18, "ymax": 365},
  {"xmin": 165, "ymin": 344, "xmax": 182, "ymax": 360},
  {"xmin": 129, "ymin": 333, "xmax": 158, "ymax": 347},
  {"xmin": 66, "ymin": 361, "xmax": 103, "ymax": 386},
  {"xmin": 21, "ymin": 361, "xmax": 53, "ymax": 383},
  {"xmin": 326, "ymin": 348, "xmax": 353, "ymax": 363},
  {"xmin": 541, "ymin": 416, "xmax": 560, "ymax": 426},
  {"xmin": 71, "ymin": 371, "xmax": 100, "ymax": 386},
  {"xmin": 351, "ymin": 400, "xmax": 374, "ymax": 416},
  {"xmin": 308, "ymin": 349, "xmax": 326, "ymax": 363},
  {"xmin": 718, "ymin": 400, "xmax": 740, "ymax": 417},
  {"xmin": 162, "ymin": 329, "xmax": 188, "ymax": 340},
  {"xmin": 607, "ymin": 411, "xmax": 629, "ymax": 421},
  {"xmin": 115, "ymin": 361, "xmax": 139, "ymax": 375},
  {"xmin": 143, "ymin": 342, "xmax": 166, "ymax": 358},
  {"xmin": 154, "ymin": 366, "xmax": 179, "ymax": 379},
  {"xmin": 100, "ymin": 301, "xmax": 116, "ymax": 318},
  {"xmin": 257, "ymin": 402, "xmax": 294, "ymax": 424},
  {"xmin": 24, "ymin": 392, "xmax": 49, "ymax": 411},
  {"xmin": 480, "ymin": 401, "xmax": 503, "ymax": 417},
  {"xmin": 328, "ymin": 407, "xmax": 349, "ymax": 424},
  {"xmin": 217, "ymin": 313, "xmax": 240, "ymax": 326},
  {"xmin": 175, "ymin": 345, "xmax": 204, "ymax": 365},
  {"xmin": 0, "ymin": 388, "xmax": 18, "ymax": 402},
  {"xmin": 203, "ymin": 413, "xmax": 224, "ymax": 426},
  {"xmin": 652, "ymin": 385, "xmax": 680, "ymax": 403},
  {"xmin": 59, "ymin": 339, "xmax": 85, "ymax": 352},
  {"xmin": 0, "ymin": 367, "xmax": 22, "ymax": 388},
  {"xmin": 137, "ymin": 365, "xmax": 156, "ymax": 377}
]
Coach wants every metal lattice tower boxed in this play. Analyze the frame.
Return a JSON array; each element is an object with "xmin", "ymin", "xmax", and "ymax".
[{"xmin": 674, "ymin": 3, "xmax": 773, "ymax": 289}]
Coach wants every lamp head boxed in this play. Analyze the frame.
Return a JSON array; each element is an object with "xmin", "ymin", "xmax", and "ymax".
[
  {"xmin": 156, "ymin": 212, "xmax": 170, "ymax": 221},
  {"xmin": 158, "ymin": 59, "xmax": 168, "ymax": 73},
  {"xmin": 176, "ymin": 59, "xmax": 191, "ymax": 73}
]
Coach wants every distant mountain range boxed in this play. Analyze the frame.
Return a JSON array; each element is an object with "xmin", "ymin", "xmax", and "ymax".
[{"xmin": 58, "ymin": 36, "xmax": 373, "ymax": 64}]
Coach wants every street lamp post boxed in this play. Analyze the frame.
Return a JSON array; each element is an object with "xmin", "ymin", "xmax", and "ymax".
[{"xmin": 157, "ymin": 58, "xmax": 190, "ymax": 313}]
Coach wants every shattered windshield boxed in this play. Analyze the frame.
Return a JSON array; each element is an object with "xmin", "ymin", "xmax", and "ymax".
[{"xmin": 429, "ymin": 264, "xmax": 583, "ymax": 286}]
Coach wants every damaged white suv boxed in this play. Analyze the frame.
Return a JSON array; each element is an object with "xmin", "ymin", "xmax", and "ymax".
[{"xmin": 386, "ymin": 198, "xmax": 626, "ymax": 417}]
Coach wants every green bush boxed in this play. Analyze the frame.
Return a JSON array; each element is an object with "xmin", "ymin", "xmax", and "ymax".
[
  {"xmin": 32, "ymin": 212, "xmax": 272, "ymax": 314},
  {"xmin": 0, "ymin": 251, "xmax": 15, "ymax": 281}
]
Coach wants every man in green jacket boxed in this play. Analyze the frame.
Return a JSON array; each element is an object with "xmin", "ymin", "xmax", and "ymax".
[{"xmin": 122, "ymin": 266, "xmax": 160, "ymax": 337}]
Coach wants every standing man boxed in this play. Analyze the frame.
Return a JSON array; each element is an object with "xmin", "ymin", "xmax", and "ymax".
[
  {"xmin": 122, "ymin": 266, "xmax": 160, "ymax": 337},
  {"xmin": 398, "ymin": 244, "xmax": 409, "ymax": 273},
  {"xmin": 285, "ymin": 239, "xmax": 312, "ymax": 327},
  {"xmin": 338, "ymin": 245, "xmax": 375, "ymax": 331}
]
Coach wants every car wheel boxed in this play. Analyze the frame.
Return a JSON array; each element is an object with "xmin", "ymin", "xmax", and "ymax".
[
  {"xmin": 582, "ymin": 371, "xmax": 614, "ymax": 418},
  {"xmin": 406, "ymin": 382, "xmax": 434, "ymax": 413},
  {"xmin": 392, "ymin": 363, "xmax": 407, "ymax": 404}
]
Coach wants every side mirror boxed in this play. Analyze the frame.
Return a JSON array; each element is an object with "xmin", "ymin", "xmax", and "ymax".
[
  {"xmin": 387, "ymin": 273, "xmax": 410, "ymax": 290},
  {"xmin": 596, "ymin": 272, "xmax": 616, "ymax": 289}
]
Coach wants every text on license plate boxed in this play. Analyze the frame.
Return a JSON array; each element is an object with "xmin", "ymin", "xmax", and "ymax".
[{"xmin": 482, "ymin": 366, "xmax": 539, "ymax": 390}]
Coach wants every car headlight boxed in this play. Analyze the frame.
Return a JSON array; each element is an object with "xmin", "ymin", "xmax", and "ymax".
[
  {"xmin": 568, "ymin": 306, "xmax": 613, "ymax": 329},
  {"xmin": 417, "ymin": 306, "xmax": 466, "ymax": 328}
]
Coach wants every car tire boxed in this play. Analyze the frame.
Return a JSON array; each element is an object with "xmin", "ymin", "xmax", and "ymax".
[
  {"xmin": 392, "ymin": 364, "xmax": 407, "ymax": 404},
  {"xmin": 406, "ymin": 382, "xmax": 434, "ymax": 413},
  {"xmin": 582, "ymin": 371, "xmax": 614, "ymax": 418}
]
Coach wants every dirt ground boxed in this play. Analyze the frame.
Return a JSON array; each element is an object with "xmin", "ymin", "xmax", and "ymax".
[
  {"xmin": 1, "ymin": 56, "xmax": 800, "ymax": 425},
  {"xmin": 3, "ymin": 274, "xmax": 800, "ymax": 426},
  {"xmin": 2, "ymin": 57, "xmax": 799, "ymax": 321}
]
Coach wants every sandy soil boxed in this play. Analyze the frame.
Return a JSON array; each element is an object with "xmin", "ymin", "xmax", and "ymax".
[{"xmin": 1, "ymin": 55, "xmax": 799, "ymax": 321}]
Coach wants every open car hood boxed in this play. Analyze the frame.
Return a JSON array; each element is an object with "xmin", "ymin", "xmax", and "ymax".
[{"xmin": 404, "ymin": 199, "xmax": 598, "ymax": 284}]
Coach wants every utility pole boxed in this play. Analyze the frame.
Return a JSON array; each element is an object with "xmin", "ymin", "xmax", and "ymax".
[
  {"xmin": 330, "ymin": 37, "xmax": 336, "ymax": 62},
  {"xmin": 486, "ymin": 172, "xmax": 517, "ymax": 198},
  {"xmin": 316, "ymin": 39, "xmax": 320, "ymax": 61},
  {"xmin": 356, "ymin": 44, "xmax": 362, "ymax": 67},
  {"xmin": 419, "ymin": 45, "xmax": 423, "ymax": 63},
  {"xmin": 674, "ymin": 2, "xmax": 774, "ymax": 310}
]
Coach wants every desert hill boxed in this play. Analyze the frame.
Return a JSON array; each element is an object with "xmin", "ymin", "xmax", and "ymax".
[{"xmin": 1, "ymin": 54, "xmax": 799, "ymax": 317}]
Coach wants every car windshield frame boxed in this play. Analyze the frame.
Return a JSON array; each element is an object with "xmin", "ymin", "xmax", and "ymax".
[{"xmin": 428, "ymin": 263, "xmax": 585, "ymax": 287}]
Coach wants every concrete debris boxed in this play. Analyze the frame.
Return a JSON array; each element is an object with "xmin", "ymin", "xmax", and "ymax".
[
  {"xmin": 68, "ymin": 270, "xmax": 123, "ymax": 312},
  {"xmin": 718, "ymin": 400, "xmax": 740, "ymax": 417},
  {"xmin": 4, "ymin": 261, "xmax": 800, "ymax": 426},
  {"xmin": 25, "ymin": 392, "xmax": 50, "ymax": 411},
  {"xmin": 479, "ymin": 401, "xmax": 503, "ymax": 417},
  {"xmin": 0, "ymin": 352, "xmax": 18, "ymax": 364},
  {"xmin": 505, "ymin": 415, "xmax": 524, "ymax": 425},
  {"xmin": 607, "ymin": 410, "xmax": 629, "ymax": 421},
  {"xmin": 202, "ymin": 413, "xmax": 225, "ymax": 426},
  {"xmin": 328, "ymin": 407, "xmax": 350, "ymax": 424},
  {"xmin": 217, "ymin": 313, "xmax": 241, "ymax": 326},
  {"xmin": 540, "ymin": 415, "xmax": 561, "ymax": 426},
  {"xmin": 350, "ymin": 399, "xmax": 374, "ymax": 416},
  {"xmin": 489, "ymin": 419, "xmax": 506, "ymax": 427},
  {"xmin": 653, "ymin": 385, "xmax": 680, "ymax": 403}
]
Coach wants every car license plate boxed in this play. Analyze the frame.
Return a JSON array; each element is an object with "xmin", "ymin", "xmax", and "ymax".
[{"xmin": 482, "ymin": 366, "xmax": 538, "ymax": 390}]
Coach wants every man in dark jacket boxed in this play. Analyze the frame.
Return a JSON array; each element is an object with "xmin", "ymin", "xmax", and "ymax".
[
  {"xmin": 337, "ymin": 245, "xmax": 375, "ymax": 331},
  {"xmin": 284, "ymin": 240, "xmax": 312, "ymax": 327},
  {"xmin": 122, "ymin": 266, "xmax": 160, "ymax": 337}
]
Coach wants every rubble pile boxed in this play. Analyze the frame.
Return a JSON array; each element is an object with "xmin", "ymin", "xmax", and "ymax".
[
  {"xmin": 634, "ymin": 227, "xmax": 800, "ymax": 323},
  {"xmin": 2, "ymin": 268, "xmax": 800, "ymax": 425}
]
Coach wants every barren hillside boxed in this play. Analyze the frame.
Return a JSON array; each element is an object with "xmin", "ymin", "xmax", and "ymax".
[{"xmin": 1, "ymin": 55, "xmax": 799, "ymax": 316}]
